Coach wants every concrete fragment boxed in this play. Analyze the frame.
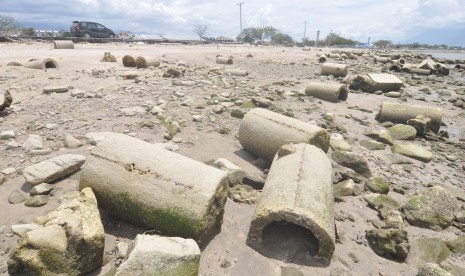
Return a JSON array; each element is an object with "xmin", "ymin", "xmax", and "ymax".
[
  {"xmin": 10, "ymin": 223, "xmax": 41, "ymax": 237},
  {"xmin": 30, "ymin": 183, "xmax": 55, "ymax": 195},
  {"xmin": 22, "ymin": 154, "xmax": 87, "ymax": 185},
  {"xmin": 377, "ymin": 102, "xmax": 443, "ymax": 133},
  {"xmin": 64, "ymin": 135, "xmax": 83, "ymax": 148},
  {"xmin": 116, "ymin": 242, "xmax": 129, "ymax": 259},
  {"xmin": 329, "ymin": 133, "xmax": 351, "ymax": 151},
  {"xmin": 239, "ymin": 108, "xmax": 329, "ymax": 161},
  {"xmin": 22, "ymin": 134, "xmax": 43, "ymax": 152},
  {"xmin": 115, "ymin": 234, "xmax": 200, "ymax": 276},
  {"xmin": 42, "ymin": 85, "xmax": 69, "ymax": 93},
  {"xmin": 418, "ymin": 263, "xmax": 452, "ymax": 276},
  {"xmin": 321, "ymin": 63, "xmax": 348, "ymax": 77},
  {"xmin": 212, "ymin": 158, "xmax": 245, "ymax": 187},
  {"xmin": 248, "ymin": 144, "xmax": 335, "ymax": 260},
  {"xmin": 0, "ymin": 130, "xmax": 15, "ymax": 140},
  {"xmin": 407, "ymin": 115, "xmax": 432, "ymax": 136},
  {"xmin": 24, "ymin": 58, "xmax": 58, "ymax": 70},
  {"xmin": 350, "ymin": 74, "xmax": 403, "ymax": 92},
  {"xmin": 391, "ymin": 143, "xmax": 433, "ymax": 163},
  {"xmin": 79, "ymin": 133, "xmax": 228, "ymax": 246},
  {"xmin": 388, "ymin": 124, "xmax": 417, "ymax": 140},
  {"xmin": 1, "ymin": 89, "xmax": 13, "ymax": 111},
  {"xmin": 305, "ymin": 83, "xmax": 348, "ymax": 103},
  {"xmin": 24, "ymin": 195, "xmax": 49, "ymax": 207},
  {"xmin": 331, "ymin": 151, "xmax": 371, "ymax": 177},
  {"xmin": 365, "ymin": 229, "xmax": 409, "ymax": 261},
  {"xmin": 365, "ymin": 176, "xmax": 390, "ymax": 194}
]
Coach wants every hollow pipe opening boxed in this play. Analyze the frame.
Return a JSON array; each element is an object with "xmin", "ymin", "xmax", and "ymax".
[
  {"xmin": 45, "ymin": 60, "xmax": 57, "ymax": 69},
  {"xmin": 337, "ymin": 86, "xmax": 349, "ymax": 101}
]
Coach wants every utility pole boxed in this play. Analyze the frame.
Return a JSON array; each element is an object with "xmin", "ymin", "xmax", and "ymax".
[
  {"xmin": 237, "ymin": 2, "xmax": 244, "ymax": 43},
  {"xmin": 303, "ymin": 21, "xmax": 307, "ymax": 42}
]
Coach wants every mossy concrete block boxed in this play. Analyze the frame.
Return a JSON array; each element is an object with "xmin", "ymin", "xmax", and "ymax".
[
  {"xmin": 384, "ymin": 153, "xmax": 414, "ymax": 164},
  {"xmin": 330, "ymin": 133, "xmax": 352, "ymax": 152},
  {"xmin": 79, "ymin": 133, "xmax": 228, "ymax": 246},
  {"xmin": 239, "ymin": 108, "xmax": 329, "ymax": 161},
  {"xmin": 331, "ymin": 151, "xmax": 371, "ymax": 177},
  {"xmin": 115, "ymin": 234, "xmax": 200, "ymax": 276},
  {"xmin": 333, "ymin": 179, "xmax": 355, "ymax": 197},
  {"xmin": 364, "ymin": 193, "xmax": 401, "ymax": 211},
  {"xmin": 365, "ymin": 176, "xmax": 390, "ymax": 194},
  {"xmin": 22, "ymin": 154, "xmax": 86, "ymax": 185},
  {"xmin": 446, "ymin": 236, "xmax": 465, "ymax": 255},
  {"xmin": 388, "ymin": 124, "xmax": 417, "ymax": 140},
  {"xmin": 212, "ymin": 158, "xmax": 246, "ymax": 187},
  {"xmin": 406, "ymin": 238, "xmax": 451, "ymax": 267},
  {"xmin": 402, "ymin": 187, "xmax": 460, "ymax": 231},
  {"xmin": 248, "ymin": 144, "xmax": 335, "ymax": 260},
  {"xmin": 24, "ymin": 195, "xmax": 49, "ymax": 207},
  {"xmin": 392, "ymin": 143, "xmax": 433, "ymax": 163},
  {"xmin": 360, "ymin": 140, "xmax": 386, "ymax": 150},
  {"xmin": 366, "ymin": 229, "xmax": 409, "ymax": 261},
  {"xmin": 418, "ymin": 263, "xmax": 452, "ymax": 276},
  {"xmin": 364, "ymin": 130, "xmax": 394, "ymax": 145}
]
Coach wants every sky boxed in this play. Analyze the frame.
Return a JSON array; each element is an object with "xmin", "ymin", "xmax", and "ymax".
[{"xmin": 2, "ymin": 0, "xmax": 465, "ymax": 46}]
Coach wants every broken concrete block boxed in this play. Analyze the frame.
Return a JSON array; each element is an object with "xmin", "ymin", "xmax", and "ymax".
[
  {"xmin": 43, "ymin": 85, "xmax": 69, "ymax": 93},
  {"xmin": 391, "ymin": 143, "xmax": 433, "ymax": 163},
  {"xmin": 79, "ymin": 133, "xmax": 228, "ymax": 246},
  {"xmin": 248, "ymin": 144, "xmax": 335, "ymax": 260},
  {"xmin": 212, "ymin": 158, "xmax": 245, "ymax": 187},
  {"xmin": 115, "ymin": 234, "xmax": 200, "ymax": 276},
  {"xmin": 407, "ymin": 115, "xmax": 432, "ymax": 135},
  {"xmin": 23, "ymin": 154, "xmax": 87, "ymax": 185},
  {"xmin": 305, "ymin": 83, "xmax": 348, "ymax": 103},
  {"xmin": 1, "ymin": 89, "xmax": 13, "ymax": 111},
  {"xmin": 321, "ymin": 63, "xmax": 348, "ymax": 77},
  {"xmin": 352, "ymin": 73, "xmax": 403, "ymax": 93},
  {"xmin": 377, "ymin": 102, "xmax": 443, "ymax": 133},
  {"xmin": 238, "ymin": 108, "xmax": 329, "ymax": 161}
]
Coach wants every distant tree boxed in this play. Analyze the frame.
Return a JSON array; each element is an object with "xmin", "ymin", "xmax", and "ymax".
[
  {"xmin": 193, "ymin": 24, "xmax": 208, "ymax": 40},
  {"xmin": 374, "ymin": 39, "xmax": 392, "ymax": 48},
  {"xmin": 323, "ymin": 32, "xmax": 358, "ymax": 46},
  {"xmin": 240, "ymin": 25, "xmax": 279, "ymax": 44},
  {"xmin": 272, "ymin": 32, "xmax": 294, "ymax": 45},
  {"xmin": 20, "ymin": 27, "xmax": 35, "ymax": 36},
  {"xmin": 59, "ymin": 28, "xmax": 71, "ymax": 38},
  {"xmin": 0, "ymin": 14, "xmax": 20, "ymax": 34}
]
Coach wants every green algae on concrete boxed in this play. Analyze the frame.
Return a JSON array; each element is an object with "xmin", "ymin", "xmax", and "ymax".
[
  {"xmin": 365, "ymin": 176, "xmax": 390, "ymax": 194},
  {"xmin": 366, "ymin": 229, "xmax": 409, "ymax": 261}
]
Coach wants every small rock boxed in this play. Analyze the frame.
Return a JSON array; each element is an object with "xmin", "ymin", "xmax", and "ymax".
[
  {"xmin": 360, "ymin": 140, "xmax": 386, "ymax": 150},
  {"xmin": 384, "ymin": 210, "xmax": 404, "ymax": 229},
  {"xmin": 384, "ymin": 91, "xmax": 402, "ymax": 98},
  {"xmin": 331, "ymin": 151, "xmax": 371, "ymax": 177},
  {"xmin": 192, "ymin": 115, "xmax": 202, "ymax": 122},
  {"xmin": 116, "ymin": 242, "xmax": 129, "ymax": 259},
  {"xmin": 252, "ymin": 97, "xmax": 272, "ymax": 107},
  {"xmin": 64, "ymin": 135, "xmax": 83, "ymax": 148},
  {"xmin": 85, "ymin": 132, "xmax": 114, "ymax": 145},
  {"xmin": 29, "ymin": 183, "xmax": 55, "ymax": 195},
  {"xmin": 333, "ymin": 179, "xmax": 355, "ymax": 197},
  {"xmin": 330, "ymin": 133, "xmax": 352, "ymax": 152},
  {"xmin": 120, "ymin": 106, "xmax": 146, "ymax": 116},
  {"xmin": 8, "ymin": 189, "xmax": 26, "ymax": 204},
  {"xmin": 43, "ymin": 85, "xmax": 69, "ymax": 93},
  {"xmin": 406, "ymin": 238, "xmax": 450, "ymax": 267},
  {"xmin": 24, "ymin": 195, "xmax": 49, "ymax": 207},
  {"xmin": 21, "ymin": 134, "xmax": 43, "ymax": 152},
  {"xmin": 229, "ymin": 184, "xmax": 260, "ymax": 204},
  {"xmin": 392, "ymin": 143, "xmax": 433, "ymax": 163},
  {"xmin": 150, "ymin": 106, "xmax": 164, "ymax": 115},
  {"xmin": 0, "ymin": 130, "xmax": 15, "ymax": 140},
  {"xmin": 364, "ymin": 130, "xmax": 394, "ymax": 145},
  {"xmin": 2, "ymin": 167, "xmax": 16, "ymax": 175},
  {"xmin": 388, "ymin": 124, "xmax": 417, "ymax": 140},
  {"xmin": 212, "ymin": 105, "xmax": 224, "ymax": 114},
  {"xmin": 231, "ymin": 108, "xmax": 245, "ymax": 119},
  {"xmin": 365, "ymin": 229, "xmax": 409, "ymax": 260},
  {"xmin": 365, "ymin": 176, "xmax": 390, "ymax": 194},
  {"xmin": 10, "ymin": 224, "xmax": 42, "ymax": 237}
]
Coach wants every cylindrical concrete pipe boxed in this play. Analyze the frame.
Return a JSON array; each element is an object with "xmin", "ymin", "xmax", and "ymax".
[
  {"xmin": 377, "ymin": 102, "xmax": 443, "ymax": 133},
  {"xmin": 305, "ymin": 83, "xmax": 348, "ymax": 103},
  {"xmin": 374, "ymin": 56, "xmax": 391, "ymax": 63},
  {"xmin": 455, "ymin": 64, "xmax": 465, "ymax": 69},
  {"xmin": 321, "ymin": 63, "xmax": 348, "ymax": 77},
  {"xmin": 135, "ymin": 56, "xmax": 161, "ymax": 68},
  {"xmin": 408, "ymin": 68, "xmax": 431, "ymax": 76},
  {"xmin": 238, "ymin": 108, "xmax": 329, "ymax": 161},
  {"xmin": 328, "ymin": 53, "xmax": 340, "ymax": 59},
  {"xmin": 79, "ymin": 133, "xmax": 229, "ymax": 247},
  {"xmin": 216, "ymin": 56, "xmax": 233, "ymax": 64},
  {"xmin": 318, "ymin": 54, "xmax": 327, "ymax": 63},
  {"xmin": 248, "ymin": 143, "xmax": 335, "ymax": 260},
  {"xmin": 53, "ymin": 40, "xmax": 74, "ymax": 49},
  {"xmin": 122, "ymin": 55, "xmax": 136, "ymax": 67},
  {"xmin": 24, "ymin": 58, "xmax": 58, "ymax": 70},
  {"xmin": 224, "ymin": 68, "xmax": 248, "ymax": 76}
]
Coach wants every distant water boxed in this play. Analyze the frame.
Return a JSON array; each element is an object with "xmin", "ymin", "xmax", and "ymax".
[{"xmin": 420, "ymin": 51, "xmax": 465, "ymax": 60}]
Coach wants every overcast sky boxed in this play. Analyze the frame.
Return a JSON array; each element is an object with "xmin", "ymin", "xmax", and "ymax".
[{"xmin": 2, "ymin": 0, "xmax": 465, "ymax": 44}]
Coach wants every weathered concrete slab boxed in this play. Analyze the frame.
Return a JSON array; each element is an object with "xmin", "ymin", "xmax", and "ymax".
[
  {"xmin": 248, "ymin": 144, "xmax": 335, "ymax": 260},
  {"xmin": 79, "ymin": 133, "xmax": 228, "ymax": 246},
  {"xmin": 367, "ymin": 74, "xmax": 403, "ymax": 92}
]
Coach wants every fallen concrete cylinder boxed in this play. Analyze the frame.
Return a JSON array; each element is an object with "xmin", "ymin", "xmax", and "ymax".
[
  {"xmin": 318, "ymin": 54, "xmax": 327, "ymax": 63},
  {"xmin": 238, "ymin": 108, "xmax": 329, "ymax": 161},
  {"xmin": 455, "ymin": 64, "xmax": 465, "ymax": 69},
  {"xmin": 24, "ymin": 58, "xmax": 58, "ymax": 70},
  {"xmin": 374, "ymin": 56, "xmax": 390, "ymax": 63},
  {"xmin": 79, "ymin": 133, "xmax": 229, "ymax": 246},
  {"xmin": 224, "ymin": 68, "xmax": 248, "ymax": 76},
  {"xmin": 305, "ymin": 82, "xmax": 348, "ymax": 103},
  {"xmin": 1, "ymin": 89, "xmax": 13, "ymax": 111},
  {"xmin": 408, "ymin": 67, "xmax": 431, "ymax": 76},
  {"xmin": 248, "ymin": 143, "xmax": 335, "ymax": 260},
  {"xmin": 122, "ymin": 55, "xmax": 136, "ymax": 67},
  {"xmin": 377, "ymin": 102, "xmax": 443, "ymax": 133},
  {"xmin": 321, "ymin": 63, "xmax": 348, "ymax": 77},
  {"xmin": 328, "ymin": 53, "xmax": 340, "ymax": 59},
  {"xmin": 216, "ymin": 56, "xmax": 233, "ymax": 65},
  {"xmin": 53, "ymin": 40, "xmax": 74, "ymax": 49},
  {"xmin": 135, "ymin": 56, "xmax": 160, "ymax": 68}
]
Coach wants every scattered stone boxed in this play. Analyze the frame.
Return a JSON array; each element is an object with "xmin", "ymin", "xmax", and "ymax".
[
  {"xmin": 384, "ymin": 153, "xmax": 414, "ymax": 164},
  {"xmin": 426, "ymin": 182, "xmax": 465, "ymax": 202},
  {"xmin": 29, "ymin": 183, "xmax": 55, "ymax": 195},
  {"xmin": 10, "ymin": 223, "xmax": 42, "ymax": 237},
  {"xmin": 8, "ymin": 189, "xmax": 27, "ymax": 204},
  {"xmin": 120, "ymin": 106, "xmax": 146, "ymax": 116},
  {"xmin": 365, "ymin": 176, "xmax": 390, "ymax": 194},
  {"xmin": 384, "ymin": 210, "xmax": 404, "ymax": 229},
  {"xmin": 365, "ymin": 229, "xmax": 409, "ymax": 260},
  {"xmin": 212, "ymin": 105, "xmax": 224, "ymax": 114},
  {"xmin": 384, "ymin": 91, "xmax": 402, "ymax": 98},
  {"xmin": 392, "ymin": 143, "xmax": 433, "ymax": 163},
  {"xmin": 2, "ymin": 167, "xmax": 16, "ymax": 175},
  {"xmin": 407, "ymin": 115, "xmax": 432, "ymax": 136},
  {"xmin": 85, "ymin": 132, "xmax": 114, "ymax": 145},
  {"xmin": 1, "ymin": 89, "xmax": 13, "ymax": 111},
  {"xmin": 22, "ymin": 154, "xmax": 87, "ymax": 185},
  {"xmin": 388, "ymin": 124, "xmax": 417, "ymax": 140},
  {"xmin": 364, "ymin": 130, "xmax": 394, "ymax": 145},
  {"xmin": 406, "ymin": 238, "xmax": 450, "ymax": 267},
  {"xmin": 252, "ymin": 97, "xmax": 273, "ymax": 107},
  {"xmin": 42, "ymin": 85, "xmax": 69, "ymax": 93},
  {"xmin": 364, "ymin": 193, "xmax": 401, "ymax": 211},
  {"xmin": 330, "ymin": 133, "xmax": 352, "ymax": 151},
  {"xmin": 64, "ymin": 135, "xmax": 83, "ymax": 148},
  {"xmin": 331, "ymin": 151, "xmax": 371, "ymax": 177},
  {"xmin": 24, "ymin": 195, "xmax": 49, "ymax": 207},
  {"xmin": 333, "ymin": 179, "xmax": 355, "ymax": 197},
  {"xmin": 70, "ymin": 89, "xmax": 85, "ymax": 97},
  {"xmin": 116, "ymin": 242, "xmax": 130, "ymax": 259},
  {"xmin": 115, "ymin": 234, "xmax": 200, "ymax": 276},
  {"xmin": 229, "ymin": 184, "xmax": 260, "ymax": 204},
  {"xmin": 402, "ymin": 186, "xmax": 460, "ymax": 230},
  {"xmin": 192, "ymin": 115, "xmax": 202, "ymax": 122},
  {"xmin": 150, "ymin": 105, "xmax": 164, "ymax": 115},
  {"xmin": 21, "ymin": 134, "xmax": 44, "ymax": 152},
  {"xmin": 231, "ymin": 108, "xmax": 245, "ymax": 119},
  {"xmin": 212, "ymin": 158, "xmax": 246, "ymax": 187},
  {"xmin": 0, "ymin": 130, "xmax": 15, "ymax": 140},
  {"xmin": 360, "ymin": 140, "xmax": 386, "ymax": 150},
  {"xmin": 418, "ymin": 263, "xmax": 452, "ymax": 276}
]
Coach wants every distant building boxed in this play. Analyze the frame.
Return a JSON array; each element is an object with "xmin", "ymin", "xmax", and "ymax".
[
  {"xmin": 215, "ymin": 36, "xmax": 234, "ymax": 43},
  {"xmin": 35, "ymin": 30, "xmax": 60, "ymax": 37}
]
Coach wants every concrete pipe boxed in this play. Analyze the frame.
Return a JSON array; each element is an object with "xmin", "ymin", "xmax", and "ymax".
[
  {"xmin": 455, "ymin": 64, "xmax": 465, "ymax": 69},
  {"xmin": 53, "ymin": 40, "xmax": 74, "ymax": 49},
  {"xmin": 408, "ymin": 68, "xmax": 431, "ymax": 76},
  {"xmin": 318, "ymin": 54, "xmax": 327, "ymax": 63},
  {"xmin": 321, "ymin": 63, "xmax": 348, "ymax": 77},
  {"xmin": 328, "ymin": 53, "xmax": 340, "ymax": 59},
  {"xmin": 374, "ymin": 56, "xmax": 391, "ymax": 63},
  {"xmin": 79, "ymin": 133, "xmax": 229, "ymax": 247},
  {"xmin": 224, "ymin": 68, "xmax": 248, "ymax": 76},
  {"xmin": 377, "ymin": 102, "xmax": 443, "ymax": 133},
  {"xmin": 305, "ymin": 83, "xmax": 348, "ymax": 103},
  {"xmin": 135, "ymin": 56, "xmax": 161, "ymax": 68},
  {"xmin": 24, "ymin": 58, "xmax": 58, "ymax": 70},
  {"xmin": 238, "ymin": 108, "xmax": 329, "ymax": 161},
  {"xmin": 216, "ymin": 56, "xmax": 233, "ymax": 65},
  {"xmin": 348, "ymin": 53, "xmax": 357, "ymax": 60},
  {"xmin": 122, "ymin": 55, "xmax": 136, "ymax": 67},
  {"xmin": 248, "ymin": 143, "xmax": 335, "ymax": 260}
]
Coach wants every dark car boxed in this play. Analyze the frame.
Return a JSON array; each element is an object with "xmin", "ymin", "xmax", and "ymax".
[{"xmin": 70, "ymin": 21, "xmax": 116, "ymax": 39}]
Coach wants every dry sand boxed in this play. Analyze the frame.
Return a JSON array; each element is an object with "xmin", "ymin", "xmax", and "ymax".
[{"xmin": 0, "ymin": 41, "xmax": 464, "ymax": 275}]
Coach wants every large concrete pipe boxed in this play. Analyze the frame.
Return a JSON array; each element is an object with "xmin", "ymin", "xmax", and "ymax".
[
  {"xmin": 135, "ymin": 56, "xmax": 161, "ymax": 68},
  {"xmin": 318, "ymin": 54, "xmax": 327, "ymax": 63},
  {"xmin": 248, "ymin": 143, "xmax": 335, "ymax": 260},
  {"xmin": 321, "ymin": 63, "xmax": 348, "ymax": 77},
  {"xmin": 216, "ymin": 56, "xmax": 233, "ymax": 65},
  {"xmin": 238, "ymin": 108, "xmax": 329, "ymax": 161},
  {"xmin": 79, "ymin": 133, "xmax": 229, "ymax": 247},
  {"xmin": 122, "ymin": 55, "xmax": 136, "ymax": 67},
  {"xmin": 377, "ymin": 102, "xmax": 443, "ymax": 133},
  {"xmin": 53, "ymin": 40, "xmax": 74, "ymax": 49},
  {"xmin": 24, "ymin": 58, "xmax": 58, "ymax": 70},
  {"xmin": 407, "ymin": 68, "xmax": 431, "ymax": 76},
  {"xmin": 305, "ymin": 83, "xmax": 348, "ymax": 103},
  {"xmin": 374, "ymin": 56, "xmax": 391, "ymax": 63}
]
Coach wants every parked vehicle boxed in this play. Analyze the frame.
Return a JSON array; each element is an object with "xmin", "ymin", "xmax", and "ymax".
[{"xmin": 70, "ymin": 21, "xmax": 116, "ymax": 39}]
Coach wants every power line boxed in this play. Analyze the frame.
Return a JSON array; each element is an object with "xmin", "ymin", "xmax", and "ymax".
[{"xmin": 237, "ymin": 2, "xmax": 244, "ymax": 43}]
